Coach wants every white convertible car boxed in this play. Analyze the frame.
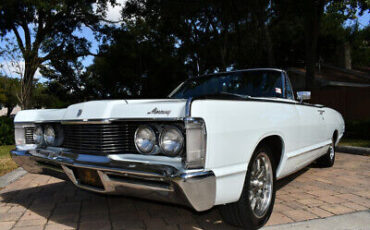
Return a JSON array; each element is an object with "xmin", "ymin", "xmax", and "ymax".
[{"xmin": 11, "ymin": 68, "xmax": 344, "ymax": 229}]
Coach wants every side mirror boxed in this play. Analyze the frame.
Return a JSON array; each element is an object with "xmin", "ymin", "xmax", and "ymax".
[{"xmin": 297, "ymin": 91, "xmax": 311, "ymax": 102}]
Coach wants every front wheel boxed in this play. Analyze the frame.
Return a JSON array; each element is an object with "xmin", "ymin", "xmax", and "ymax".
[{"xmin": 219, "ymin": 146, "xmax": 276, "ymax": 229}]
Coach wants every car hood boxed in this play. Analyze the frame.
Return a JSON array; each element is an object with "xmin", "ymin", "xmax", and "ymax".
[{"xmin": 14, "ymin": 99, "xmax": 188, "ymax": 123}]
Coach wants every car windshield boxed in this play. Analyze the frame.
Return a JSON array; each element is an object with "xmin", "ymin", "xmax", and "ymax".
[{"xmin": 169, "ymin": 70, "xmax": 284, "ymax": 99}]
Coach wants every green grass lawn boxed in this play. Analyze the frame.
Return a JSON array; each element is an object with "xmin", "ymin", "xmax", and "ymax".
[
  {"xmin": 339, "ymin": 138, "xmax": 370, "ymax": 148},
  {"xmin": 0, "ymin": 145, "xmax": 18, "ymax": 177}
]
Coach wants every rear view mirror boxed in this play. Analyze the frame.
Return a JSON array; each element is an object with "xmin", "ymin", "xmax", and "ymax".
[{"xmin": 297, "ymin": 91, "xmax": 311, "ymax": 102}]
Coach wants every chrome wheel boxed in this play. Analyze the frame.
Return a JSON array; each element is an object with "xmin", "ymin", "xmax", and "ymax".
[
  {"xmin": 329, "ymin": 143, "xmax": 335, "ymax": 160},
  {"xmin": 249, "ymin": 152, "xmax": 273, "ymax": 218}
]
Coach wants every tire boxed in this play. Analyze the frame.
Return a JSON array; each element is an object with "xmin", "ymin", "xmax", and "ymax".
[
  {"xmin": 219, "ymin": 145, "xmax": 276, "ymax": 229},
  {"xmin": 317, "ymin": 138, "xmax": 335, "ymax": 167}
]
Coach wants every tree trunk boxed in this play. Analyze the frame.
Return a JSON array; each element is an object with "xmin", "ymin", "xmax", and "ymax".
[
  {"xmin": 20, "ymin": 59, "xmax": 38, "ymax": 109},
  {"xmin": 263, "ymin": 23, "xmax": 275, "ymax": 67},
  {"xmin": 303, "ymin": 0, "xmax": 324, "ymax": 90},
  {"xmin": 254, "ymin": 0, "xmax": 275, "ymax": 67},
  {"xmin": 344, "ymin": 42, "xmax": 352, "ymax": 70},
  {"xmin": 305, "ymin": 47, "xmax": 315, "ymax": 90},
  {"xmin": 6, "ymin": 106, "xmax": 14, "ymax": 117}
]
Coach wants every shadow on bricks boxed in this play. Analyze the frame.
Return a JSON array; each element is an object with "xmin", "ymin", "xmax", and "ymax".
[{"xmin": 0, "ymin": 180, "xmax": 242, "ymax": 229}]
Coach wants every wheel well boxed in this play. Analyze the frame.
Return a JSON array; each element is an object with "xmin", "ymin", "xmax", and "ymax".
[
  {"xmin": 333, "ymin": 130, "xmax": 338, "ymax": 144},
  {"xmin": 256, "ymin": 135, "xmax": 284, "ymax": 169}
]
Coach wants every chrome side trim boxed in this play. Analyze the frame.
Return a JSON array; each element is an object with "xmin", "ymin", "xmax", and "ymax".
[
  {"xmin": 185, "ymin": 97, "xmax": 193, "ymax": 117},
  {"xmin": 14, "ymin": 123, "xmax": 36, "ymax": 128},
  {"xmin": 281, "ymin": 72, "xmax": 286, "ymax": 98},
  {"xmin": 61, "ymin": 119, "xmax": 111, "ymax": 125},
  {"xmin": 15, "ymin": 117, "xmax": 187, "ymax": 125},
  {"xmin": 289, "ymin": 143, "xmax": 330, "ymax": 159},
  {"xmin": 35, "ymin": 120, "xmax": 65, "ymax": 124},
  {"xmin": 109, "ymin": 118, "xmax": 185, "ymax": 121},
  {"xmin": 276, "ymin": 143, "xmax": 331, "ymax": 180},
  {"xmin": 61, "ymin": 118, "xmax": 187, "ymax": 124}
]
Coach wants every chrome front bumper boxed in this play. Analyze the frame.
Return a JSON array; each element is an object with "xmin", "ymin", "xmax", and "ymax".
[{"xmin": 11, "ymin": 148, "xmax": 215, "ymax": 211}]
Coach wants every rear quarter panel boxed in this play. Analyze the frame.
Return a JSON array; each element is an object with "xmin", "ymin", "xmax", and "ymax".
[{"xmin": 324, "ymin": 107, "xmax": 345, "ymax": 144}]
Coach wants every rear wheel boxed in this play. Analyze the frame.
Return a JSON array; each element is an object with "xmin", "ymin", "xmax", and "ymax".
[
  {"xmin": 317, "ymin": 138, "xmax": 335, "ymax": 167},
  {"xmin": 219, "ymin": 146, "xmax": 276, "ymax": 229}
]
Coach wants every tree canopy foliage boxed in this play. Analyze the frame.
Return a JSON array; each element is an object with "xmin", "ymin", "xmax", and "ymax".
[
  {"xmin": 0, "ymin": 0, "xmax": 369, "ymax": 108},
  {"xmin": 0, "ymin": 75, "xmax": 64, "ymax": 114},
  {"xmin": 0, "ymin": 0, "xmax": 117, "ymax": 108},
  {"xmin": 0, "ymin": 75, "xmax": 19, "ymax": 116},
  {"xmin": 81, "ymin": 0, "xmax": 368, "ymax": 100}
]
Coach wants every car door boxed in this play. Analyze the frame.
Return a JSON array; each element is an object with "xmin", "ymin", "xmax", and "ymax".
[
  {"xmin": 280, "ymin": 74, "xmax": 327, "ymax": 174},
  {"xmin": 316, "ymin": 107, "xmax": 332, "ymax": 143},
  {"xmin": 295, "ymin": 104, "xmax": 325, "ymax": 148},
  {"xmin": 284, "ymin": 73, "xmax": 326, "ymax": 149}
]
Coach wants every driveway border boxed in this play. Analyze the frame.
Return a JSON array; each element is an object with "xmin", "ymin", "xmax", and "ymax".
[
  {"xmin": 0, "ymin": 167, "xmax": 27, "ymax": 188},
  {"xmin": 262, "ymin": 210, "xmax": 370, "ymax": 230},
  {"xmin": 337, "ymin": 146, "xmax": 370, "ymax": 156}
]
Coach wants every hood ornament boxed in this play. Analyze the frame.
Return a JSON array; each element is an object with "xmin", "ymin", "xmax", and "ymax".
[{"xmin": 147, "ymin": 107, "xmax": 171, "ymax": 116}]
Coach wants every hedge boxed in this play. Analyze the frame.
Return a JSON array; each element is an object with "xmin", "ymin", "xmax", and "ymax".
[
  {"xmin": 345, "ymin": 119, "xmax": 370, "ymax": 140},
  {"xmin": 0, "ymin": 116, "xmax": 14, "ymax": 145}
]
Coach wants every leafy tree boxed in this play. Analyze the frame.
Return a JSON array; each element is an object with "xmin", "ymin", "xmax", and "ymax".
[
  {"xmin": 39, "ymin": 57, "xmax": 91, "ymax": 103},
  {"xmin": 302, "ymin": 0, "xmax": 326, "ymax": 90},
  {"xmin": 31, "ymin": 82, "xmax": 66, "ymax": 109},
  {"xmin": 350, "ymin": 25, "xmax": 370, "ymax": 68},
  {"xmin": 271, "ymin": 0, "xmax": 368, "ymax": 89},
  {"xmin": 89, "ymin": 19, "xmax": 187, "ymax": 98},
  {"xmin": 0, "ymin": 116, "xmax": 14, "ymax": 145},
  {"xmin": 0, "ymin": 75, "xmax": 20, "ymax": 117},
  {"xmin": 2, "ymin": 0, "xmax": 365, "ymax": 105},
  {"xmin": 123, "ymin": 0, "xmax": 277, "ymax": 76},
  {"xmin": 0, "ymin": 0, "xmax": 117, "ymax": 109},
  {"xmin": 81, "ymin": 0, "xmax": 369, "ymax": 99}
]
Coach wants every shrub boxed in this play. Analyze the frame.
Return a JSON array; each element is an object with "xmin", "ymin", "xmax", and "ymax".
[
  {"xmin": 345, "ymin": 119, "xmax": 370, "ymax": 140},
  {"xmin": 0, "ymin": 116, "xmax": 14, "ymax": 145}
]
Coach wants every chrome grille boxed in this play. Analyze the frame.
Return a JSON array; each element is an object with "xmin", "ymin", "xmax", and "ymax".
[
  {"xmin": 25, "ymin": 127, "xmax": 35, "ymax": 144},
  {"xmin": 62, "ymin": 123, "xmax": 138, "ymax": 155}
]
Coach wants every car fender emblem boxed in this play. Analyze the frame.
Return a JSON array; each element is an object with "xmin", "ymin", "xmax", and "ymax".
[
  {"xmin": 77, "ymin": 109, "xmax": 83, "ymax": 117},
  {"xmin": 147, "ymin": 107, "xmax": 171, "ymax": 116}
]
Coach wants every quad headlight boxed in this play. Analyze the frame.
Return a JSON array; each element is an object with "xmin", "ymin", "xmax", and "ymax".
[
  {"xmin": 134, "ymin": 125, "xmax": 158, "ymax": 154},
  {"xmin": 32, "ymin": 125, "xmax": 63, "ymax": 146},
  {"xmin": 44, "ymin": 126, "xmax": 56, "ymax": 145},
  {"xmin": 134, "ymin": 124, "xmax": 185, "ymax": 156},
  {"xmin": 159, "ymin": 126, "xmax": 184, "ymax": 156},
  {"xmin": 33, "ymin": 126, "xmax": 44, "ymax": 145}
]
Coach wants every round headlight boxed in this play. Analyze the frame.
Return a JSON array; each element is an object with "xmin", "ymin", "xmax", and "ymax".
[
  {"xmin": 44, "ymin": 126, "xmax": 56, "ymax": 145},
  {"xmin": 134, "ymin": 125, "xmax": 157, "ymax": 154},
  {"xmin": 159, "ymin": 126, "xmax": 184, "ymax": 156},
  {"xmin": 33, "ymin": 126, "xmax": 44, "ymax": 145}
]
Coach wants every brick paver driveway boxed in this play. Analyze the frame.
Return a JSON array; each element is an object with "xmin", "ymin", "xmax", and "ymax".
[{"xmin": 0, "ymin": 152, "xmax": 369, "ymax": 230}]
